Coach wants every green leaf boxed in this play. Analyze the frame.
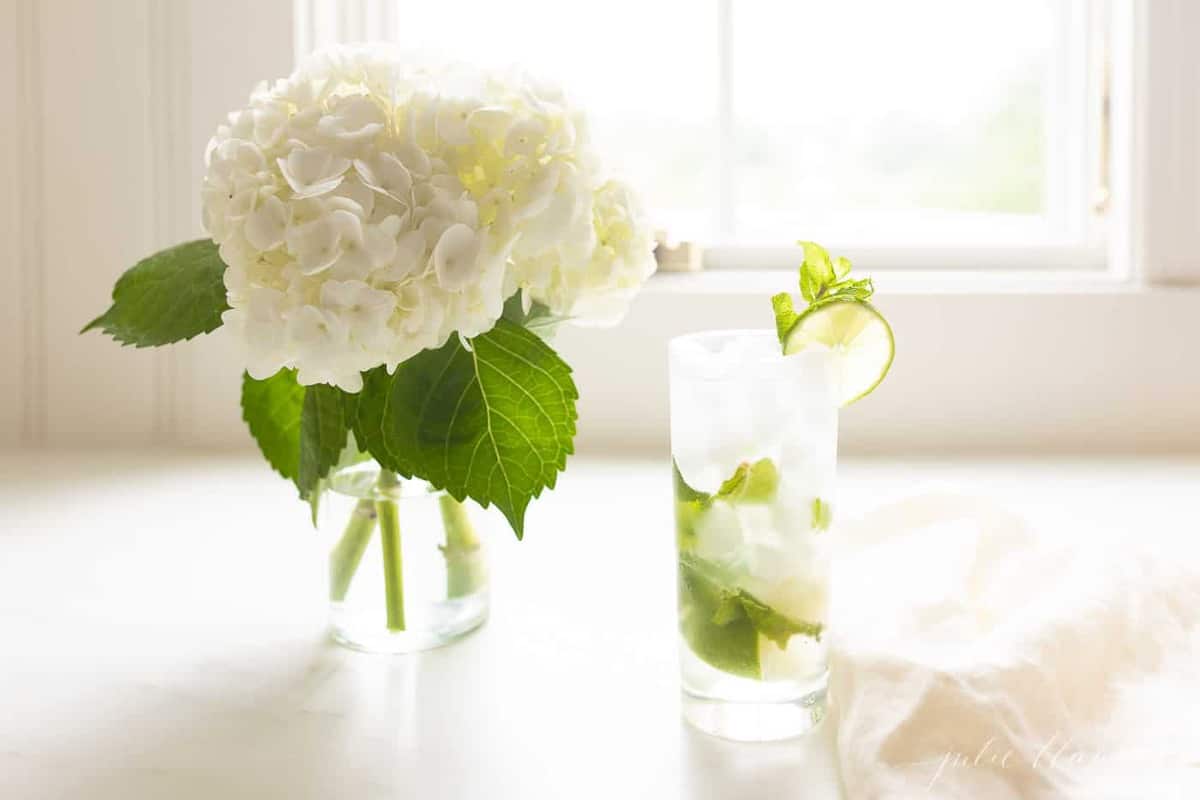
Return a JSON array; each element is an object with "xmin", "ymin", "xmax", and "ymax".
[
  {"xmin": 673, "ymin": 460, "xmax": 710, "ymax": 504},
  {"xmin": 714, "ymin": 458, "xmax": 779, "ymax": 503},
  {"xmin": 834, "ymin": 256, "xmax": 852, "ymax": 281},
  {"xmin": 799, "ymin": 240, "xmax": 835, "ymax": 289},
  {"xmin": 244, "ymin": 370, "xmax": 359, "ymax": 518},
  {"xmin": 675, "ymin": 498, "xmax": 704, "ymax": 550},
  {"xmin": 739, "ymin": 591, "xmax": 824, "ymax": 648},
  {"xmin": 812, "ymin": 497, "xmax": 833, "ymax": 532},
  {"xmin": 799, "ymin": 268, "xmax": 816, "ymax": 303},
  {"xmin": 771, "ymin": 292, "xmax": 800, "ymax": 345},
  {"xmin": 298, "ymin": 383, "xmax": 349, "ymax": 499},
  {"xmin": 678, "ymin": 553, "xmax": 761, "ymax": 679},
  {"xmin": 353, "ymin": 319, "xmax": 578, "ymax": 538},
  {"xmin": 241, "ymin": 369, "xmax": 306, "ymax": 484},
  {"xmin": 678, "ymin": 552, "xmax": 824, "ymax": 678},
  {"xmin": 501, "ymin": 291, "xmax": 556, "ymax": 328},
  {"xmin": 340, "ymin": 388, "xmax": 360, "ymax": 431},
  {"xmin": 673, "ymin": 461, "xmax": 710, "ymax": 549},
  {"xmin": 82, "ymin": 239, "xmax": 229, "ymax": 347},
  {"xmin": 778, "ymin": 242, "xmax": 879, "ymax": 353}
]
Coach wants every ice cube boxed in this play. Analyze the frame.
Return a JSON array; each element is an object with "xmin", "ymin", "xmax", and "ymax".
[
  {"xmin": 693, "ymin": 502, "xmax": 745, "ymax": 563},
  {"xmin": 759, "ymin": 631, "xmax": 827, "ymax": 682},
  {"xmin": 670, "ymin": 331, "xmax": 836, "ymax": 494}
]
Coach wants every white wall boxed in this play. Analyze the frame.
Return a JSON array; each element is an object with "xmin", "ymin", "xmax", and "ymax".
[
  {"xmin": 0, "ymin": 0, "xmax": 26, "ymax": 446},
  {"xmin": 0, "ymin": 0, "xmax": 293, "ymax": 449}
]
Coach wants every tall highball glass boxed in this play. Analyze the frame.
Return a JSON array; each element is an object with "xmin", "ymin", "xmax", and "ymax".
[{"xmin": 669, "ymin": 330, "xmax": 836, "ymax": 741}]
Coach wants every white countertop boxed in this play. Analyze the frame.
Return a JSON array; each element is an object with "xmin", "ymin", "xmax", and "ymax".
[{"xmin": 1, "ymin": 450, "xmax": 1197, "ymax": 799}]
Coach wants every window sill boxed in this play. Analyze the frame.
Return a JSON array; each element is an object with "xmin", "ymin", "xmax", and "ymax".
[{"xmin": 646, "ymin": 268, "xmax": 1199, "ymax": 297}]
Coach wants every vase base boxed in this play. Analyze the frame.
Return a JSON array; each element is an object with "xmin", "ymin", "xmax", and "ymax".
[
  {"xmin": 328, "ymin": 591, "xmax": 488, "ymax": 654},
  {"xmin": 682, "ymin": 685, "xmax": 827, "ymax": 742}
]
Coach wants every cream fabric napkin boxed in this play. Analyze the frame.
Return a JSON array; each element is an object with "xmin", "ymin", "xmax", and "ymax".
[{"xmin": 828, "ymin": 495, "xmax": 1200, "ymax": 799}]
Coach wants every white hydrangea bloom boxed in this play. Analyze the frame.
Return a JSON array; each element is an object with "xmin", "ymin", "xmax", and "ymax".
[{"xmin": 203, "ymin": 44, "xmax": 656, "ymax": 392}]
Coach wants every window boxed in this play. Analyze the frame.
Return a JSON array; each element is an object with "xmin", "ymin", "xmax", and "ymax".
[{"xmin": 306, "ymin": 0, "xmax": 1114, "ymax": 270}]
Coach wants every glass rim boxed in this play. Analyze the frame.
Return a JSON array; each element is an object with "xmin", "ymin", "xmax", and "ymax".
[
  {"xmin": 669, "ymin": 328, "xmax": 830, "ymax": 365},
  {"xmin": 329, "ymin": 461, "xmax": 449, "ymax": 500}
]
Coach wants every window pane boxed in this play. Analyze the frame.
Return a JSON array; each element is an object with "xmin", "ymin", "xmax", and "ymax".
[
  {"xmin": 732, "ymin": 0, "xmax": 1060, "ymax": 245},
  {"xmin": 353, "ymin": 0, "xmax": 1095, "ymax": 255},
  {"xmin": 395, "ymin": 0, "xmax": 718, "ymax": 239}
]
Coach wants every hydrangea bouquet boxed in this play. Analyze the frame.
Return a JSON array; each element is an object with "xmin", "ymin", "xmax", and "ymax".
[{"xmin": 83, "ymin": 46, "xmax": 655, "ymax": 648}]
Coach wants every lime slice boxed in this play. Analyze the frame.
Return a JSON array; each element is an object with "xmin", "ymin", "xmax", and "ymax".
[{"xmin": 783, "ymin": 300, "xmax": 894, "ymax": 406}]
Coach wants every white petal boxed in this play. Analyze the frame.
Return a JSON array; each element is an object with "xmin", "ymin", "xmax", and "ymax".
[
  {"xmin": 436, "ymin": 102, "xmax": 474, "ymax": 145},
  {"xmin": 378, "ymin": 229, "xmax": 427, "ymax": 282},
  {"xmin": 432, "ymin": 223, "xmax": 481, "ymax": 290},
  {"xmin": 288, "ymin": 176, "xmax": 345, "ymax": 200},
  {"xmin": 505, "ymin": 119, "xmax": 545, "ymax": 157},
  {"xmin": 331, "ymin": 176, "xmax": 376, "ymax": 219},
  {"xmin": 226, "ymin": 188, "xmax": 258, "ymax": 220},
  {"xmin": 354, "ymin": 152, "xmax": 412, "ymax": 202},
  {"xmin": 286, "ymin": 217, "xmax": 342, "ymax": 276},
  {"xmin": 332, "ymin": 370, "xmax": 364, "ymax": 393},
  {"xmin": 278, "ymin": 146, "xmax": 350, "ymax": 196},
  {"xmin": 329, "ymin": 208, "xmax": 364, "ymax": 246},
  {"xmin": 362, "ymin": 223, "xmax": 398, "ymax": 270},
  {"xmin": 419, "ymin": 216, "xmax": 452, "ymax": 250},
  {"xmin": 467, "ymin": 106, "xmax": 513, "ymax": 139},
  {"xmin": 243, "ymin": 194, "xmax": 288, "ymax": 251},
  {"xmin": 513, "ymin": 161, "xmax": 560, "ymax": 218},
  {"xmin": 393, "ymin": 140, "xmax": 431, "ymax": 177},
  {"xmin": 330, "ymin": 246, "xmax": 373, "ymax": 282}
]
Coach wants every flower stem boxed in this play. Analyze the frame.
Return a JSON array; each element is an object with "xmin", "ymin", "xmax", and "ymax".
[
  {"xmin": 438, "ymin": 495, "xmax": 486, "ymax": 598},
  {"xmin": 376, "ymin": 470, "xmax": 405, "ymax": 631},
  {"xmin": 329, "ymin": 498, "xmax": 377, "ymax": 602}
]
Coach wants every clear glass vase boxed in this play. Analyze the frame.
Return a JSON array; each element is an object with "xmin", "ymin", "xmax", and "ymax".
[
  {"xmin": 321, "ymin": 460, "xmax": 488, "ymax": 653},
  {"xmin": 669, "ymin": 330, "xmax": 837, "ymax": 741}
]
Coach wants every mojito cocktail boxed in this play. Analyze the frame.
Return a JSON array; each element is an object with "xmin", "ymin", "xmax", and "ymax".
[{"xmin": 670, "ymin": 330, "xmax": 836, "ymax": 741}]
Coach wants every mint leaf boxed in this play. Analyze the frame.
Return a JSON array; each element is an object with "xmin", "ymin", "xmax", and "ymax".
[
  {"xmin": 772, "ymin": 292, "xmax": 800, "ymax": 345},
  {"xmin": 673, "ymin": 460, "xmax": 710, "ymax": 504},
  {"xmin": 740, "ymin": 592, "xmax": 823, "ymax": 648},
  {"xmin": 799, "ymin": 240, "xmax": 835, "ymax": 289},
  {"xmin": 673, "ymin": 458, "xmax": 780, "ymax": 537},
  {"xmin": 353, "ymin": 319, "xmax": 578, "ymax": 538},
  {"xmin": 812, "ymin": 497, "xmax": 833, "ymax": 531},
  {"xmin": 834, "ymin": 255, "xmax": 852, "ymax": 281},
  {"xmin": 675, "ymin": 499, "xmax": 704, "ymax": 550},
  {"xmin": 298, "ymin": 383, "xmax": 349, "ymax": 499},
  {"xmin": 673, "ymin": 461, "xmax": 711, "ymax": 549},
  {"xmin": 241, "ymin": 369, "xmax": 306, "ymax": 484},
  {"xmin": 679, "ymin": 552, "xmax": 824, "ymax": 678},
  {"xmin": 678, "ymin": 553, "xmax": 761, "ymax": 679},
  {"xmin": 818, "ymin": 277, "xmax": 874, "ymax": 307},
  {"xmin": 715, "ymin": 458, "xmax": 779, "ymax": 503},
  {"xmin": 82, "ymin": 239, "xmax": 229, "ymax": 347},
  {"xmin": 773, "ymin": 242, "xmax": 878, "ymax": 351}
]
